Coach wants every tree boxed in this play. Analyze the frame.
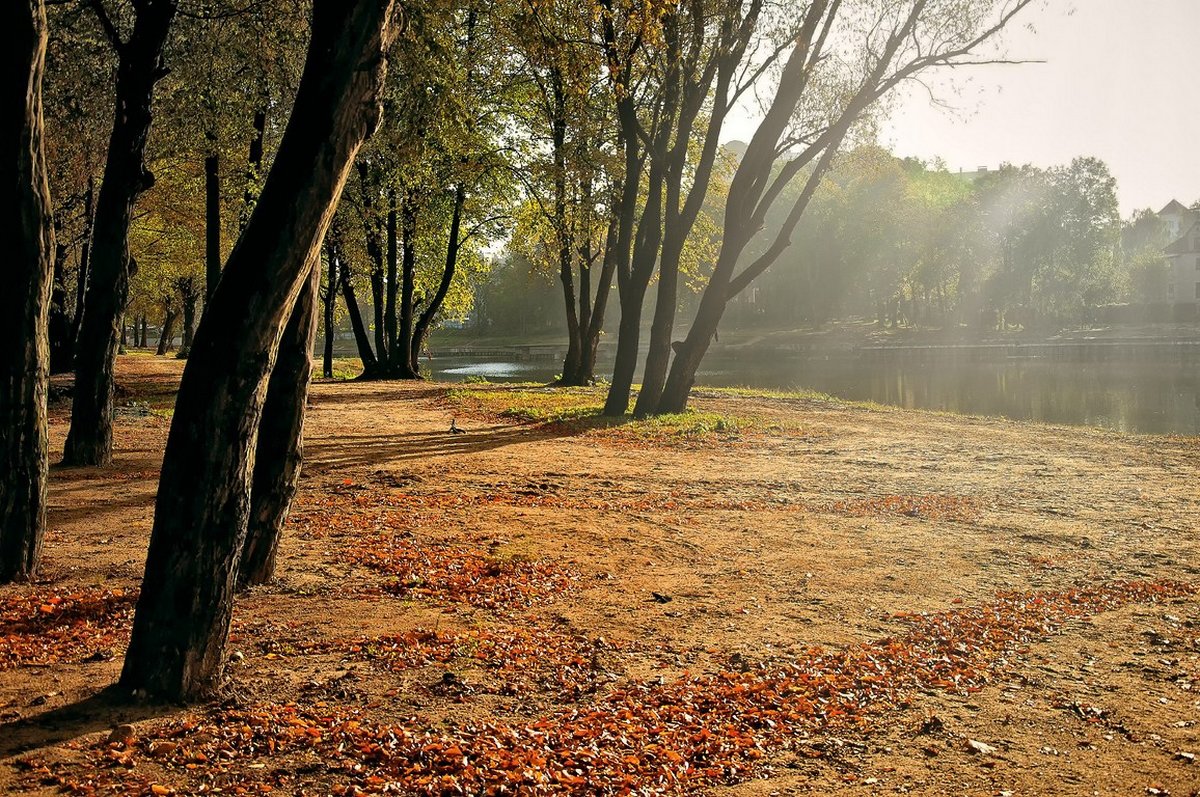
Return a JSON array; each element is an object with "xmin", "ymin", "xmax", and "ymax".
[
  {"xmin": 339, "ymin": 1, "xmax": 507, "ymax": 380},
  {"xmin": 654, "ymin": 0, "xmax": 1036, "ymax": 413},
  {"xmin": 1, "ymin": 0, "xmax": 54, "ymax": 583},
  {"xmin": 120, "ymin": 0, "xmax": 400, "ymax": 700},
  {"xmin": 62, "ymin": 0, "xmax": 179, "ymax": 466},
  {"xmin": 42, "ymin": 4, "xmax": 114, "ymax": 375}
]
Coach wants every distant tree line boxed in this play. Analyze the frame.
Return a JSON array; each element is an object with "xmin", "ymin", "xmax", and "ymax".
[{"xmin": 748, "ymin": 149, "xmax": 1130, "ymax": 332}]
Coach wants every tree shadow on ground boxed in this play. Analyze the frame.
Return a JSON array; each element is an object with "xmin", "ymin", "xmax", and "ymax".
[
  {"xmin": 0, "ymin": 686, "xmax": 176, "ymax": 759},
  {"xmin": 303, "ymin": 423, "xmax": 568, "ymax": 468}
]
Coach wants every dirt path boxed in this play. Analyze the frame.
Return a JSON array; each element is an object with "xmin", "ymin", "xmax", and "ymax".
[{"xmin": 2, "ymin": 355, "xmax": 1197, "ymax": 796}]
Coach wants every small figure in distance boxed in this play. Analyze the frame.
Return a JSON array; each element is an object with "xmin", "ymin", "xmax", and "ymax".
[{"xmin": 449, "ymin": 418, "xmax": 465, "ymax": 434}]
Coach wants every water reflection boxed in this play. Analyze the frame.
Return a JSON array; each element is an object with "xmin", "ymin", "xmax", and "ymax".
[{"xmin": 427, "ymin": 354, "xmax": 1200, "ymax": 436}]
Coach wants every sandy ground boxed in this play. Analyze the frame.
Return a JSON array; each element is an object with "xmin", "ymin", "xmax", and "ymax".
[{"xmin": 1, "ymin": 355, "xmax": 1198, "ymax": 796}]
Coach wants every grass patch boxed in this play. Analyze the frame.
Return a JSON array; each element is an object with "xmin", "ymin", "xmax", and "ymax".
[{"xmin": 446, "ymin": 384, "xmax": 772, "ymax": 442}]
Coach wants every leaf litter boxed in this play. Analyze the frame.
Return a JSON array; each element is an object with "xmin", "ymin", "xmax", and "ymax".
[{"xmin": 14, "ymin": 579, "xmax": 1194, "ymax": 795}]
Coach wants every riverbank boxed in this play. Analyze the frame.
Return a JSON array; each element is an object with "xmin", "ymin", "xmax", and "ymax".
[{"xmin": 2, "ymin": 356, "xmax": 1198, "ymax": 795}]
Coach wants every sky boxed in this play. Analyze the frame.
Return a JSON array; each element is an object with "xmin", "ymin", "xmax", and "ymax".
[{"xmin": 728, "ymin": 1, "xmax": 1200, "ymax": 217}]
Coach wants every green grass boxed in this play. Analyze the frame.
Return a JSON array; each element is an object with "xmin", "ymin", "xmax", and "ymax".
[{"xmin": 446, "ymin": 385, "xmax": 770, "ymax": 440}]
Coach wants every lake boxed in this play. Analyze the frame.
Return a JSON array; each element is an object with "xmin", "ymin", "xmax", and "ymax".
[{"xmin": 425, "ymin": 347, "xmax": 1200, "ymax": 436}]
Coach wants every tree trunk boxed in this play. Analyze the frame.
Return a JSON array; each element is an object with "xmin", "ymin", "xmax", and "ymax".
[
  {"xmin": 603, "ymin": 164, "xmax": 665, "ymax": 415},
  {"xmin": 69, "ymin": 175, "xmax": 95, "ymax": 360},
  {"xmin": 63, "ymin": 0, "xmax": 177, "ymax": 466},
  {"xmin": 238, "ymin": 264, "xmax": 319, "ymax": 590},
  {"xmin": 120, "ymin": 0, "xmax": 397, "ymax": 701},
  {"xmin": 385, "ymin": 189, "xmax": 398, "ymax": 355},
  {"xmin": 339, "ymin": 260, "xmax": 379, "ymax": 375},
  {"xmin": 0, "ymin": 0, "xmax": 53, "ymax": 584},
  {"xmin": 177, "ymin": 278, "xmax": 198, "ymax": 357},
  {"xmin": 658, "ymin": 247, "xmax": 738, "ymax": 413},
  {"xmin": 205, "ymin": 149, "xmax": 221, "ymax": 301},
  {"xmin": 391, "ymin": 198, "xmax": 417, "ymax": 377},
  {"xmin": 338, "ymin": 261, "xmax": 374, "ymax": 374},
  {"xmin": 47, "ymin": 220, "xmax": 74, "ymax": 374},
  {"xmin": 356, "ymin": 162, "xmax": 388, "ymax": 363},
  {"xmin": 156, "ymin": 302, "xmax": 177, "ymax": 355},
  {"xmin": 240, "ymin": 107, "xmax": 266, "ymax": 230},
  {"xmin": 578, "ymin": 217, "xmax": 618, "ymax": 386},
  {"xmin": 411, "ymin": 183, "xmax": 465, "ymax": 375},
  {"xmin": 322, "ymin": 244, "xmax": 336, "ymax": 379},
  {"xmin": 139, "ymin": 314, "xmax": 148, "ymax": 348}
]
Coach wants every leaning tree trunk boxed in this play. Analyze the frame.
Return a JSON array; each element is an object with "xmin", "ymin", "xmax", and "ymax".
[
  {"xmin": 238, "ymin": 265, "xmax": 320, "ymax": 589},
  {"xmin": 63, "ymin": 0, "xmax": 177, "ymax": 466},
  {"xmin": 119, "ymin": 0, "xmax": 397, "ymax": 701},
  {"xmin": 322, "ymin": 245, "xmax": 336, "ymax": 379},
  {"xmin": 603, "ymin": 169, "xmax": 665, "ymax": 416},
  {"xmin": 411, "ymin": 183, "xmax": 464, "ymax": 375},
  {"xmin": 338, "ymin": 258, "xmax": 380, "ymax": 375},
  {"xmin": 0, "ymin": 0, "xmax": 53, "ymax": 584},
  {"xmin": 578, "ymin": 213, "xmax": 620, "ymax": 385},
  {"xmin": 156, "ymin": 302, "xmax": 177, "ymax": 355}
]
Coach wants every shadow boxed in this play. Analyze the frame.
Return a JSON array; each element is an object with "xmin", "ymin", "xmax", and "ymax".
[
  {"xmin": 304, "ymin": 423, "xmax": 573, "ymax": 469},
  {"xmin": 46, "ymin": 489, "xmax": 157, "ymax": 527},
  {"xmin": 0, "ymin": 686, "xmax": 177, "ymax": 759},
  {"xmin": 309, "ymin": 382, "xmax": 449, "ymax": 406}
]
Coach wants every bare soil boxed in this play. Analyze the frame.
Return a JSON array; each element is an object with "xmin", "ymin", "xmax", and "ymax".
[{"xmin": 2, "ymin": 355, "xmax": 1198, "ymax": 796}]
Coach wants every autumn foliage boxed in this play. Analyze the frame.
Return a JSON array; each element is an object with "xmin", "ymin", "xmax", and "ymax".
[{"xmin": 15, "ymin": 579, "xmax": 1193, "ymax": 795}]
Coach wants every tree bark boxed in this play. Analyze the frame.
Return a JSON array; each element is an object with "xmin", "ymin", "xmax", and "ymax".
[
  {"xmin": 549, "ymin": 74, "xmax": 582, "ymax": 386},
  {"xmin": 68, "ymin": 175, "xmax": 95, "ymax": 359},
  {"xmin": 63, "ymin": 0, "xmax": 177, "ymax": 466},
  {"xmin": 240, "ymin": 107, "xmax": 266, "ymax": 230},
  {"xmin": 205, "ymin": 149, "xmax": 221, "ymax": 301},
  {"xmin": 1, "ymin": 0, "xmax": 53, "ymax": 584},
  {"xmin": 322, "ymin": 243, "xmax": 336, "ymax": 379},
  {"xmin": 119, "ymin": 0, "xmax": 397, "ymax": 701},
  {"xmin": 177, "ymin": 277, "xmax": 198, "ymax": 357},
  {"xmin": 156, "ymin": 301, "xmax": 177, "ymax": 355},
  {"xmin": 356, "ymin": 162, "xmax": 388, "ymax": 362},
  {"xmin": 603, "ymin": 156, "xmax": 666, "ymax": 415},
  {"xmin": 578, "ymin": 211, "xmax": 620, "ymax": 384},
  {"xmin": 390, "ymin": 197, "xmax": 418, "ymax": 377},
  {"xmin": 47, "ymin": 217, "xmax": 74, "ymax": 374},
  {"xmin": 338, "ymin": 259, "xmax": 379, "ymax": 375},
  {"xmin": 238, "ymin": 264, "xmax": 319, "ymax": 589},
  {"xmin": 385, "ymin": 189, "xmax": 398, "ymax": 355},
  {"xmin": 411, "ymin": 183, "xmax": 465, "ymax": 375}
]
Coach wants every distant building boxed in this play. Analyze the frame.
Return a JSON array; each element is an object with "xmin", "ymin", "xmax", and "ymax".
[
  {"xmin": 1164, "ymin": 217, "xmax": 1200, "ymax": 304},
  {"xmin": 1157, "ymin": 199, "xmax": 1199, "ymax": 241}
]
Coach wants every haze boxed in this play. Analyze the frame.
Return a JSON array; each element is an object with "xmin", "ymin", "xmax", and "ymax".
[{"xmin": 881, "ymin": 0, "xmax": 1200, "ymax": 215}]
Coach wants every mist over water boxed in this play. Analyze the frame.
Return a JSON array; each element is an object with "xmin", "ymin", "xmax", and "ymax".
[{"xmin": 431, "ymin": 353, "xmax": 1200, "ymax": 436}]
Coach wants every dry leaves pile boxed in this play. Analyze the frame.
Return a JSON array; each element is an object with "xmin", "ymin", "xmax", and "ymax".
[
  {"xmin": 0, "ymin": 588, "xmax": 136, "ymax": 670},
  {"xmin": 308, "ymin": 626, "xmax": 618, "ymax": 700},
  {"xmin": 349, "ymin": 539, "xmax": 579, "ymax": 611},
  {"xmin": 17, "ymin": 579, "xmax": 1193, "ymax": 796}
]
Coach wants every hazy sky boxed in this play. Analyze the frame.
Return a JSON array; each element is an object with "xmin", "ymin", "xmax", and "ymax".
[
  {"xmin": 729, "ymin": 1, "xmax": 1200, "ymax": 216},
  {"xmin": 888, "ymin": 0, "xmax": 1200, "ymax": 215}
]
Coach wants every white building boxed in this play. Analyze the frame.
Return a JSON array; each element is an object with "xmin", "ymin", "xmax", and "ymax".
[{"xmin": 1165, "ymin": 216, "xmax": 1200, "ymax": 304}]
